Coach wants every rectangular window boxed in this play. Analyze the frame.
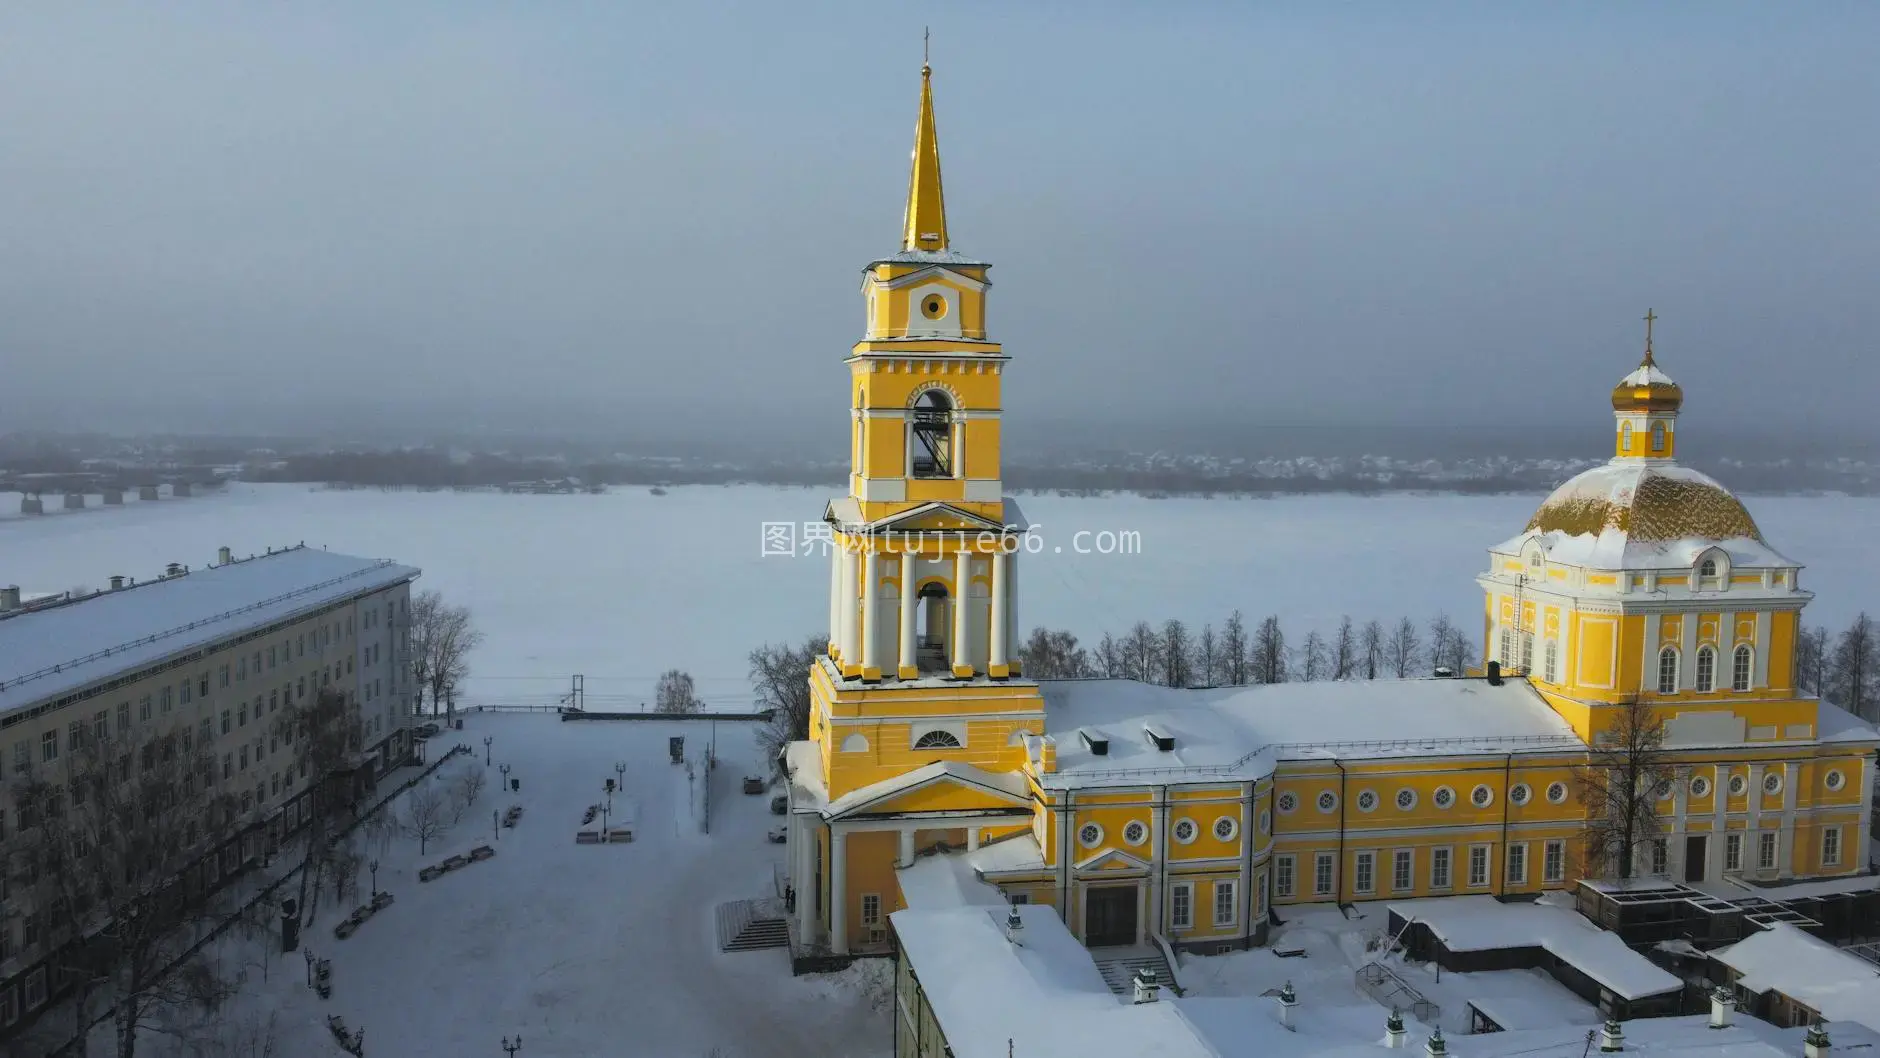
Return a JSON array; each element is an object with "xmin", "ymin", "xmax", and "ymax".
[
  {"xmin": 2, "ymin": 983, "xmax": 17, "ymax": 1025},
  {"xmin": 1823, "ymin": 826, "xmax": 1842, "ymax": 867},
  {"xmin": 860, "ymin": 893, "xmax": 881, "ymax": 927},
  {"xmin": 1544, "ymin": 839, "xmax": 1566, "ymax": 882},
  {"xmin": 41, "ymin": 730, "xmax": 58, "ymax": 762},
  {"xmin": 68, "ymin": 721, "xmax": 82, "ymax": 752},
  {"xmin": 1313, "ymin": 852, "xmax": 1334, "ymax": 896},
  {"xmin": 269, "ymin": 691, "xmax": 278, "ymax": 713},
  {"xmin": 1275, "ymin": 855, "xmax": 1296, "ymax": 898},
  {"xmin": 94, "ymin": 711, "xmax": 108, "ymax": 744},
  {"xmin": 1507, "ymin": 843, "xmax": 1527, "ymax": 885},
  {"xmin": 199, "ymin": 675, "xmax": 209, "ymax": 698},
  {"xmin": 139, "ymin": 695, "xmax": 152, "ymax": 721},
  {"xmin": 1726, "ymin": 833, "xmax": 1743, "ymax": 872},
  {"xmin": 238, "ymin": 656, "xmax": 246, "ymax": 680},
  {"xmin": 23, "ymin": 969, "xmax": 44, "ymax": 1010},
  {"xmin": 1170, "ymin": 882, "xmax": 1193, "ymax": 929},
  {"xmin": 1392, "ymin": 850, "xmax": 1413, "ymax": 892},
  {"xmin": 1650, "ymin": 838, "xmax": 1668, "ymax": 876},
  {"xmin": 179, "ymin": 680, "xmax": 191, "ymax": 706},
  {"xmin": 239, "ymin": 746, "xmax": 248, "ymax": 771},
  {"xmin": 118, "ymin": 701, "xmax": 130, "ymax": 733},
  {"xmin": 160, "ymin": 686, "xmax": 172, "ymax": 713},
  {"xmin": 1213, "ymin": 880, "xmax": 1237, "ymax": 928},
  {"xmin": 222, "ymin": 709, "xmax": 231, "ymax": 734},
  {"xmin": 268, "ymin": 646, "xmax": 276, "ymax": 669},
  {"xmin": 239, "ymin": 705, "xmax": 247, "ymax": 727},
  {"xmin": 220, "ymin": 664, "xmax": 230, "ymax": 688},
  {"xmin": 1353, "ymin": 852, "xmax": 1375, "ymax": 895},
  {"xmin": 1431, "ymin": 847, "xmax": 1452, "ymax": 889},
  {"xmin": 1467, "ymin": 845, "xmax": 1489, "ymax": 888}
]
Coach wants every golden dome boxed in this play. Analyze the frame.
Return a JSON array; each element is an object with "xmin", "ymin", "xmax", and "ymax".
[
  {"xmin": 1611, "ymin": 359, "xmax": 1683, "ymax": 413},
  {"xmin": 1525, "ymin": 463, "xmax": 1762, "ymax": 544}
]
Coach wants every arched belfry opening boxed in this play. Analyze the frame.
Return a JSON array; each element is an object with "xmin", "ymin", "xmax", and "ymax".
[
  {"xmin": 916, "ymin": 581, "xmax": 950, "ymax": 672},
  {"xmin": 911, "ymin": 390, "xmax": 953, "ymax": 478}
]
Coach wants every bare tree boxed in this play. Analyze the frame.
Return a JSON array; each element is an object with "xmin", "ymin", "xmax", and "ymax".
[
  {"xmin": 1018, "ymin": 628, "xmax": 1092, "ymax": 680},
  {"xmin": 1250, "ymin": 616, "xmax": 1286, "ymax": 685},
  {"xmin": 363, "ymin": 805, "xmax": 400, "ymax": 859},
  {"xmin": 456, "ymin": 763, "xmax": 487, "ymax": 808},
  {"xmin": 1828, "ymin": 614, "xmax": 1878, "ymax": 720},
  {"xmin": 1575, "ymin": 698, "xmax": 1675, "ymax": 880},
  {"xmin": 1360, "ymin": 620, "xmax": 1385, "ymax": 680},
  {"xmin": 9, "ymin": 727, "xmax": 242, "ymax": 1058},
  {"xmin": 1160, "ymin": 619, "xmax": 1192, "ymax": 688},
  {"xmin": 403, "ymin": 782, "xmax": 449, "ymax": 856},
  {"xmin": 329, "ymin": 837, "xmax": 364, "ymax": 909},
  {"xmin": 1194, "ymin": 624, "xmax": 1219, "ymax": 688},
  {"xmin": 1295, "ymin": 630, "xmax": 1328, "ymax": 681},
  {"xmin": 1123, "ymin": 622, "xmax": 1161, "ymax": 683},
  {"xmin": 1426, "ymin": 613, "xmax": 1467, "ymax": 675},
  {"xmin": 1093, "ymin": 632, "xmax": 1126, "ymax": 678},
  {"xmin": 654, "ymin": 669, "xmax": 705, "ymax": 715},
  {"xmin": 443, "ymin": 763, "xmax": 485, "ymax": 824},
  {"xmin": 1220, "ymin": 611, "xmax": 1250, "ymax": 686},
  {"xmin": 410, "ymin": 590, "xmax": 483, "ymax": 720},
  {"xmin": 749, "ymin": 635, "xmax": 822, "ymax": 765},
  {"xmin": 1796, "ymin": 625, "xmax": 1829, "ymax": 696},
  {"xmin": 277, "ymin": 687, "xmax": 362, "ymax": 930},
  {"xmin": 1386, "ymin": 617, "xmax": 1423, "ymax": 678},
  {"xmin": 1332, "ymin": 616, "xmax": 1356, "ymax": 680}
]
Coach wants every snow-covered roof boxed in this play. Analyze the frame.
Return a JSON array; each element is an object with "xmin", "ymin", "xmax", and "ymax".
[
  {"xmin": 1814, "ymin": 699, "xmax": 1878, "ymax": 744},
  {"xmin": 968, "ymin": 833, "xmax": 1049, "ymax": 876},
  {"xmin": 0, "ymin": 546, "xmax": 418, "ymax": 717},
  {"xmin": 1619, "ymin": 363, "xmax": 1679, "ymax": 388},
  {"xmin": 1037, "ymin": 677, "xmax": 1583, "ymax": 789},
  {"xmin": 891, "ymin": 904, "xmax": 1218, "ymax": 1058},
  {"xmin": 866, "ymin": 247, "xmax": 989, "ymax": 268},
  {"xmin": 897, "ymin": 852, "xmax": 1007, "ymax": 910},
  {"xmin": 824, "ymin": 759, "xmax": 1029, "ymax": 818},
  {"xmin": 1388, "ymin": 895, "xmax": 1681, "ymax": 1001},
  {"xmin": 1713, "ymin": 923, "xmax": 1880, "ymax": 1031},
  {"xmin": 1503, "ymin": 460, "xmax": 1794, "ymax": 571}
]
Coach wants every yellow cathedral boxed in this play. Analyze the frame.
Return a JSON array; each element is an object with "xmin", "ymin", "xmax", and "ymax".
[{"xmin": 780, "ymin": 62, "xmax": 1877, "ymax": 963}]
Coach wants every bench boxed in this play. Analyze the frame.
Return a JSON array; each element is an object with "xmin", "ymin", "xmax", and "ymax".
[{"xmin": 575, "ymin": 830, "xmax": 601, "ymax": 844}]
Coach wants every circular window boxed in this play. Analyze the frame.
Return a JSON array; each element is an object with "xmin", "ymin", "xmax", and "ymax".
[
  {"xmin": 1690, "ymin": 776, "xmax": 1711, "ymax": 798},
  {"xmin": 1547, "ymin": 782, "xmax": 1568, "ymax": 805},
  {"xmin": 1214, "ymin": 816, "xmax": 1239, "ymax": 841},
  {"xmin": 1729, "ymin": 774, "xmax": 1748, "ymax": 797},
  {"xmin": 1653, "ymin": 779, "xmax": 1674, "ymax": 801},
  {"xmin": 1356, "ymin": 790, "xmax": 1379, "ymax": 813},
  {"xmin": 1276, "ymin": 792, "xmax": 1299, "ymax": 814},
  {"xmin": 1122, "ymin": 820, "xmax": 1148, "ymax": 847},
  {"xmin": 921, "ymin": 295, "xmax": 947, "ymax": 320},
  {"xmin": 1510, "ymin": 783, "xmax": 1531, "ymax": 806},
  {"xmin": 1396, "ymin": 788, "xmax": 1417, "ymax": 811},
  {"xmin": 1763, "ymin": 771, "xmax": 1782, "ymax": 795},
  {"xmin": 1078, "ymin": 823, "xmax": 1103, "ymax": 849},
  {"xmin": 1826, "ymin": 770, "xmax": 1846, "ymax": 792},
  {"xmin": 1172, "ymin": 818, "xmax": 1198, "ymax": 844},
  {"xmin": 1471, "ymin": 785, "xmax": 1494, "ymax": 808},
  {"xmin": 1258, "ymin": 809, "xmax": 1272, "ymax": 834},
  {"xmin": 1433, "ymin": 786, "xmax": 1455, "ymax": 809},
  {"xmin": 1316, "ymin": 791, "xmax": 1338, "ymax": 814}
]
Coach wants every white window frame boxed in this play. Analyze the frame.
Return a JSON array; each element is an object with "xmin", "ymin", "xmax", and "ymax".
[
  {"xmin": 1274, "ymin": 855, "xmax": 1296, "ymax": 898},
  {"xmin": 1353, "ymin": 851, "xmax": 1376, "ymax": 895},
  {"xmin": 1657, "ymin": 647, "xmax": 1679, "ymax": 694},
  {"xmin": 1543, "ymin": 640, "xmax": 1558, "ymax": 683},
  {"xmin": 1695, "ymin": 645, "xmax": 1717, "ymax": 692},
  {"xmin": 1543, "ymin": 839, "xmax": 1565, "ymax": 882},
  {"xmin": 1313, "ymin": 852, "xmax": 1334, "ymax": 896},
  {"xmin": 1732, "ymin": 645, "xmax": 1753, "ymax": 692},
  {"xmin": 1507, "ymin": 842, "xmax": 1527, "ymax": 885},
  {"xmin": 1758, "ymin": 831, "xmax": 1778, "ymax": 870},
  {"xmin": 1392, "ymin": 849, "xmax": 1413, "ymax": 892},
  {"xmin": 1823, "ymin": 826, "xmax": 1842, "ymax": 868},
  {"xmin": 1170, "ymin": 882, "xmax": 1194, "ymax": 930},
  {"xmin": 1213, "ymin": 879, "xmax": 1238, "ymax": 928},
  {"xmin": 1725, "ymin": 833, "xmax": 1743, "ymax": 872},
  {"xmin": 1467, "ymin": 845, "xmax": 1490, "ymax": 888},
  {"xmin": 860, "ymin": 892, "xmax": 881, "ymax": 927},
  {"xmin": 1431, "ymin": 847, "xmax": 1452, "ymax": 890},
  {"xmin": 1650, "ymin": 838, "xmax": 1668, "ymax": 876}
]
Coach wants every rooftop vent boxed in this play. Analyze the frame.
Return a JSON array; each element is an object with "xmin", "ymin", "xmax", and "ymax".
[
  {"xmin": 1433, "ymin": 666, "xmax": 1455, "ymax": 678},
  {"xmin": 217, "ymin": 546, "xmax": 232, "ymax": 566},
  {"xmin": 0, "ymin": 586, "xmax": 19, "ymax": 611},
  {"xmin": 164, "ymin": 562, "xmax": 185, "ymax": 577},
  {"xmin": 1487, "ymin": 660, "xmax": 1503, "ymax": 686},
  {"xmin": 1143, "ymin": 724, "xmax": 1175, "ymax": 752},
  {"xmin": 1078, "ymin": 728, "xmax": 1109, "ymax": 756},
  {"xmin": 109, "ymin": 575, "xmax": 125, "ymax": 591}
]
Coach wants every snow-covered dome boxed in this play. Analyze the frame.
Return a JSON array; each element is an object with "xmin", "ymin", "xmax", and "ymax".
[
  {"xmin": 1513, "ymin": 461, "xmax": 1790, "ymax": 570},
  {"xmin": 1611, "ymin": 360, "xmax": 1683, "ymax": 412}
]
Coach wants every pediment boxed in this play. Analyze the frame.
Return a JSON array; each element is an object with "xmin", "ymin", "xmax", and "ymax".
[
  {"xmin": 858, "ymin": 502, "xmax": 1011, "ymax": 535},
  {"xmin": 1075, "ymin": 847, "xmax": 1152, "ymax": 874},
  {"xmin": 880, "ymin": 265, "xmax": 988, "ymax": 293},
  {"xmin": 826, "ymin": 761, "xmax": 1032, "ymax": 820}
]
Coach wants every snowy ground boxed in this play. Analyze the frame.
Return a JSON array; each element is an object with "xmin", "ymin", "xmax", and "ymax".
[
  {"xmin": 1176, "ymin": 902, "xmax": 1597, "ymax": 1037},
  {"xmin": 150, "ymin": 713, "xmax": 891, "ymax": 1058},
  {"xmin": 4, "ymin": 483, "xmax": 1877, "ymax": 711}
]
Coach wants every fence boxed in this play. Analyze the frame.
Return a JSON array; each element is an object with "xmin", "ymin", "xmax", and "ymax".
[{"xmin": 1354, "ymin": 961, "xmax": 1440, "ymax": 1026}]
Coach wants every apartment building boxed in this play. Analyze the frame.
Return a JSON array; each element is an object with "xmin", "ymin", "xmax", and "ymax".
[{"xmin": 0, "ymin": 544, "xmax": 420, "ymax": 1034}]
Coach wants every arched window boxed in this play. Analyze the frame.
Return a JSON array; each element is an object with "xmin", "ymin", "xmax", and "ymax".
[
  {"xmin": 1651, "ymin": 421, "xmax": 1666, "ymax": 453},
  {"xmin": 1520, "ymin": 631, "xmax": 1534, "ymax": 674},
  {"xmin": 913, "ymin": 730, "xmax": 962, "ymax": 750},
  {"xmin": 1732, "ymin": 645, "xmax": 1753, "ymax": 692},
  {"xmin": 1695, "ymin": 645, "xmax": 1716, "ymax": 692},
  {"xmin": 1657, "ymin": 647, "xmax": 1679, "ymax": 694},
  {"xmin": 1543, "ymin": 641, "xmax": 1559, "ymax": 684},
  {"xmin": 1620, "ymin": 422, "xmax": 1633, "ymax": 452},
  {"xmin": 910, "ymin": 390, "xmax": 953, "ymax": 479},
  {"xmin": 1699, "ymin": 558, "xmax": 1717, "ymax": 579}
]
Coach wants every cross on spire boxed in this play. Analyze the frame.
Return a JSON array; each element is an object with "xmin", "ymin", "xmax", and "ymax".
[
  {"xmin": 923, "ymin": 26, "xmax": 930, "ymax": 71},
  {"xmin": 1642, "ymin": 308, "xmax": 1658, "ymax": 366}
]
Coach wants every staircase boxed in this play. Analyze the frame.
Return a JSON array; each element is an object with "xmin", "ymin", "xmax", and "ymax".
[
  {"xmin": 716, "ymin": 899, "xmax": 789, "ymax": 953},
  {"xmin": 1092, "ymin": 945, "xmax": 1179, "ymax": 998}
]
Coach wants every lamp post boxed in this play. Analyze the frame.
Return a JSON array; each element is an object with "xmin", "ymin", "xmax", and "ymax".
[
  {"xmin": 614, "ymin": 761, "xmax": 626, "ymax": 785},
  {"xmin": 499, "ymin": 762, "xmax": 511, "ymax": 791},
  {"xmin": 483, "ymin": 736, "xmax": 493, "ymax": 766},
  {"xmin": 502, "ymin": 1035, "xmax": 522, "ymax": 1057},
  {"xmin": 494, "ymin": 808, "xmax": 500, "ymax": 841},
  {"xmin": 368, "ymin": 859, "xmax": 379, "ymax": 897}
]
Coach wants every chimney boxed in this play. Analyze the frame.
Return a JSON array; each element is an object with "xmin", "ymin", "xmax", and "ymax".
[
  {"xmin": 1003, "ymin": 906, "xmax": 1024, "ymax": 946},
  {"xmin": 1278, "ymin": 981, "xmax": 1298, "ymax": 1032},
  {"xmin": 1709, "ymin": 986, "xmax": 1734, "ymax": 1029},
  {"xmin": 1386, "ymin": 1008, "xmax": 1407, "ymax": 1049},
  {"xmin": 1487, "ymin": 660, "xmax": 1503, "ymax": 686},
  {"xmin": 1599, "ymin": 1018, "xmax": 1625, "ymax": 1052},
  {"xmin": 0, "ymin": 585, "xmax": 19, "ymax": 611},
  {"xmin": 165, "ymin": 562, "xmax": 184, "ymax": 577},
  {"xmin": 1424, "ymin": 1028, "xmax": 1447, "ymax": 1058},
  {"xmin": 109, "ymin": 575, "xmax": 125, "ymax": 591},
  {"xmin": 1132, "ymin": 967, "xmax": 1160, "ymax": 1005},
  {"xmin": 217, "ymin": 546, "xmax": 232, "ymax": 566},
  {"xmin": 1805, "ymin": 1022, "xmax": 1831, "ymax": 1058},
  {"xmin": 1038, "ymin": 736, "xmax": 1058, "ymax": 773}
]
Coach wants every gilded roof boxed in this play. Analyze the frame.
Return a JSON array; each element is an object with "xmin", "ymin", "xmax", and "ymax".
[{"xmin": 1525, "ymin": 462, "xmax": 1764, "ymax": 544}]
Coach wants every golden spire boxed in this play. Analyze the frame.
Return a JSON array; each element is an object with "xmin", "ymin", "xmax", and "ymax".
[
  {"xmin": 901, "ymin": 31, "xmax": 949, "ymax": 253},
  {"xmin": 1641, "ymin": 308, "xmax": 1657, "ymax": 366}
]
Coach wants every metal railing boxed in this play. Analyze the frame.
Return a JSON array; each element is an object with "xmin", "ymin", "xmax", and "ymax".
[{"xmin": 1053, "ymin": 733, "xmax": 1587, "ymax": 783}]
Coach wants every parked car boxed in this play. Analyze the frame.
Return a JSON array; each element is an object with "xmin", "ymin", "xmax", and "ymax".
[
  {"xmin": 766, "ymin": 826, "xmax": 788, "ymax": 844},
  {"xmin": 742, "ymin": 776, "xmax": 765, "ymax": 795},
  {"xmin": 769, "ymin": 795, "xmax": 788, "ymax": 815}
]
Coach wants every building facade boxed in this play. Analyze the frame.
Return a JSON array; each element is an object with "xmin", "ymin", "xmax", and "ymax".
[
  {"xmin": 0, "ymin": 544, "xmax": 419, "ymax": 1034},
  {"xmin": 782, "ymin": 63, "xmax": 1877, "ymax": 963}
]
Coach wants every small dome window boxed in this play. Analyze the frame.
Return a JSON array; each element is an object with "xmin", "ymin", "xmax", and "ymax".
[
  {"xmin": 1651, "ymin": 421, "xmax": 1666, "ymax": 452},
  {"xmin": 914, "ymin": 729, "xmax": 962, "ymax": 749},
  {"xmin": 1620, "ymin": 422, "xmax": 1633, "ymax": 451}
]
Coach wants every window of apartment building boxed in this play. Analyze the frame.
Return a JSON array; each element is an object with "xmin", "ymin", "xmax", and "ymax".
[
  {"xmin": 220, "ymin": 664, "xmax": 230, "ymax": 688},
  {"xmin": 238, "ymin": 704, "xmax": 247, "ymax": 728},
  {"xmin": 68, "ymin": 721, "xmax": 82, "ymax": 752},
  {"xmin": 200, "ymin": 718, "xmax": 213, "ymax": 745},
  {"xmin": 1170, "ymin": 882, "xmax": 1194, "ymax": 929},
  {"xmin": 199, "ymin": 674, "xmax": 209, "ymax": 698},
  {"xmin": 160, "ymin": 686, "xmax": 172, "ymax": 714},
  {"xmin": 238, "ymin": 656, "xmax": 246, "ymax": 681},
  {"xmin": 1275, "ymin": 855, "xmax": 1296, "ymax": 898},
  {"xmin": 23, "ymin": 969, "xmax": 44, "ymax": 1011},
  {"xmin": 253, "ymin": 651, "xmax": 262, "ymax": 675},
  {"xmin": 1314, "ymin": 853, "xmax": 1335, "ymax": 896},
  {"xmin": 271, "ymin": 773, "xmax": 280, "ymax": 797},
  {"xmin": 139, "ymin": 695, "xmax": 152, "ymax": 722},
  {"xmin": 297, "ymin": 676, "xmax": 307, "ymax": 699},
  {"xmin": 0, "ymin": 808, "xmax": 7, "ymax": 841},
  {"xmin": 93, "ymin": 711, "xmax": 107, "ymax": 744},
  {"xmin": 1353, "ymin": 852, "xmax": 1375, "ymax": 895},
  {"xmin": 1431, "ymin": 847, "xmax": 1452, "ymax": 889},
  {"xmin": 1544, "ymin": 840, "xmax": 1566, "ymax": 882},
  {"xmin": 346, "ymin": 657, "xmax": 354, "ymax": 676},
  {"xmin": 140, "ymin": 743, "xmax": 155, "ymax": 773},
  {"xmin": 22, "ymin": 913, "xmax": 39, "ymax": 949},
  {"xmin": 1823, "ymin": 826, "xmax": 1842, "ymax": 868},
  {"xmin": 1214, "ymin": 880, "xmax": 1237, "ymax": 928},
  {"xmin": 223, "ymin": 754, "xmax": 232, "ymax": 780},
  {"xmin": 1726, "ymin": 833, "xmax": 1743, "ymax": 872},
  {"xmin": 241, "ymin": 791, "xmax": 253, "ymax": 813},
  {"xmin": 268, "ymin": 645, "xmax": 276, "ymax": 669},
  {"xmin": 10, "ymin": 740, "xmax": 24, "ymax": 774},
  {"xmin": 1507, "ymin": 843, "xmax": 1527, "ymax": 885},
  {"xmin": 41, "ymin": 730, "xmax": 58, "ymax": 763},
  {"xmin": 179, "ymin": 680, "xmax": 191, "ymax": 706},
  {"xmin": 1650, "ymin": 839, "xmax": 1668, "ymax": 876},
  {"xmin": 297, "ymin": 634, "xmax": 304, "ymax": 657},
  {"xmin": 221, "ymin": 709, "xmax": 231, "ymax": 735},
  {"xmin": 239, "ymin": 746, "xmax": 248, "ymax": 771},
  {"xmin": 115, "ymin": 701, "xmax": 128, "ymax": 735},
  {"xmin": 269, "ymin": 691, "xmax": 278, "ymax": 714},
  {"xmin": 0, "ymin": 923, "xmax": 10, "ymax": 964},
  {"xmin": 1, "ymin": 982, "xmax": 17, "ymax": 1025},
  {"xmin": 1467, "ymin": 846, "xmax": 1489, "ymax": 888}
]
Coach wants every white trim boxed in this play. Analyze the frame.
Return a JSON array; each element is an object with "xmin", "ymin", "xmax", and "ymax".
[
  {"xmin": 962, "ymin": 479, "xmax": 1003, "ymax": 502},
  {"xmin": 853, "ymin": 477, "xmax": 908, "ymax": 502},
  {"xmin": 1168, "ymin": 880, "xmax": 1195, "ymax": 930}
]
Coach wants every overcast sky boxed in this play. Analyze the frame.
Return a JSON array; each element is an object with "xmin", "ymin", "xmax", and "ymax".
[{"xmin": 2, "ymin": 3, "xmax": 1875, "ymax": 455}]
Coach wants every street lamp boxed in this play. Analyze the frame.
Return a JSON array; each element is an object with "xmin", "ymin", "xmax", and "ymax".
[
  {"xmin": 499, "ymin": 762, "xmax": 511, "ymax": 791},
  {"xmin": 483, "ymin": 736, "xmax": 493, "ymax": 766},
  {"xmin": 368, "ymin": 859, "xmax": 379, "ymax": 896},
  {"xmin": 502, "ymin": 1035, "xmax": 522, "ymax": 1057}
]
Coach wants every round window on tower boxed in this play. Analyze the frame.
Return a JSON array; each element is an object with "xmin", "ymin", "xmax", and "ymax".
[{"xmin": 921, "ymin": 294, "xmax": 948, "ymax": 320}]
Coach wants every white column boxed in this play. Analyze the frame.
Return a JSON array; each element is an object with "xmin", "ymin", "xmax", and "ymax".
[
  {"xmin": 1755, "ymin": 611, "xmax": 1772, "ymax": 689},
  {"xmin": 861, "ymin": 549, "xmax": 880, "ymax": 677},
  {"xmin": 898, "ymin": 829, "xmax": 915, "ymax": 868},
  {"xmin": 952, "ymin": 549, "xmax": 972, "ymax": 676},
  {"xmin": 899, "ymin": 553, "xmax": 918, "ymax": 679},
  {"xmin": 1747, "ymin": 763, "xmax": 1765, "ymax": 871},
  {"xmin": 1007, "ymin": 549, "xmax": 1020, "ymax": 671},
  {"xmin": 839, "ymin": 549, "xmax": 860, "ymax": 670},
  {"xmin": 794, "ymin": 819, "xmax": 816, "ymax": 940},
  {"xmin": 1778, "ymin": 762, "xmax": 1798, "ymax": 879},
  {"xmin": 1641, "ymin": 614, "xmax": 1660, "ymax": 690},
  {"xmin": 967, "ymin": 827, "xmax": 981, "ymax": 852},
  {"xmin": 989, "ymin": 549, "xmax": 1009, "ymax": 675},
  {"xmin": 1680, "ymin": 614, "xmax": 1698, "ymax": 690},
  {"xmin": 830, "ymin": 826, "xmax": 849, "ymax": 954},
  {"xmin": 827, "ymin": 545, "xmax": 843, "ymax": 655},
  {"xmin": 1859, "ymin": 757, "xmax": 1874, "ymax": 872}
]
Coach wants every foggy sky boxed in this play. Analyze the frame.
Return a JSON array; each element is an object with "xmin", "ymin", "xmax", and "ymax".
[{"xmin": 3, "ymin": 3, "xmax": 1876, "ymax": 456}]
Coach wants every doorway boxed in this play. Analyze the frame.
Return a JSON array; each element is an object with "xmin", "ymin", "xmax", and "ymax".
[
  {"xmin": 1084, "ymin": 885, "xmax": 1139, "ymax": 947},
  {"xmin": 1684, "ymin": 835, "xmax": 1707, "ymax": 883}
]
